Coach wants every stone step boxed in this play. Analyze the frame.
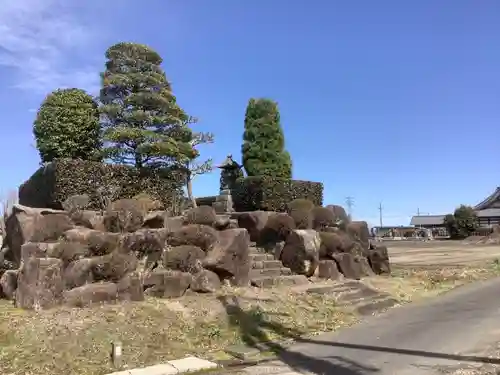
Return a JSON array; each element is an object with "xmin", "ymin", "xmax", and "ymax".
[
  {"xmin": 250, "ymin": 275, "xmax": 309, "ymax": 288},
  {"xmin": 303, "ymin": 280, "xmax": 363, "ymax": 295},
  {"xmin": 355, "ymin": 297, "xmax": 399, "ymax": 316},
  {"xmin": 249, "ymin": 253, "xmax": 275, "ymax": 262},
  {"xmin": 336, "ymin": 287, "xmax": 382, "ymax": 304},
  {"xmin": 248, "ymin": 247, "xmax": 268, "ymax": 254},
  {"xmin": 251, "ymin": 260, "xmax": 282, "ymax": 269},
  {"xmin": 249, "ymin": 267, "xmax": 292, "ymax": 277}
]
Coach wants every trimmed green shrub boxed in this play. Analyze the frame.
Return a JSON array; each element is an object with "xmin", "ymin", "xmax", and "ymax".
[
  {"xmin": 233, "ymin": 177, "xmax": 323, "ymax": 212},
  {"xmin": 287, "ymin": 198, "xmax": 315, "ymax": 212},
  {"xmin": 312, "ymin": 206, "xmax": 336, "ymax": 230},
  {"xmin": 33, "ymin": 88, "xmax": 101, "ymax": 163},
  {"xmin": 289, "ymin": 209, "xmax": 313, "ymax": 229},
  {"xmin": 287, "ymin": 198, "xmax": 315, "ymax": 229},
  {"xmin": 242, "ymin": 98, "xmax": 292, "ymax": 178},
  {"xmin": 259, "ymin": 213, "xmax": 296, "ymax": 245},
  {"xmin": 18, "ymin": 159, "xmax": 182, "ymax": 211}
]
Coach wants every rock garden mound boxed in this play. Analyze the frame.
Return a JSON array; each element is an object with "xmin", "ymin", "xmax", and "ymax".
[{"xmin": 0, "ymin": 199, "xmax": 391, "ymax": 310}]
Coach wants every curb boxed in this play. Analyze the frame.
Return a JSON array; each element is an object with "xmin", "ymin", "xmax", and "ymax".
[{"xmin": 105, "ymin": 356, "xmax": 218, "ymax": 375}]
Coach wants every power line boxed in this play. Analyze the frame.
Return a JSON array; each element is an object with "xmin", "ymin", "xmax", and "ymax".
[
  {"xmin": 345, "ymin": 196, "xmax": 354, "ymax": 219},
  {"xmin": 378, "ymin": 202, "xmax": 383, "ymax": 227}
]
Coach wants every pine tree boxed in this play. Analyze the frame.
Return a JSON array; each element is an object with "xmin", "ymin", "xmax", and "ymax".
[
  {"xmin": 242, "ymin": 98, "xmax": 292, "ymax": 178},
  {"xmin": 33, "ymin": 88, "xmax": 101, "ymax": 163},
  {"xmin": 99, "ymin": 42, "xmax": 196, "ymax": 170}
]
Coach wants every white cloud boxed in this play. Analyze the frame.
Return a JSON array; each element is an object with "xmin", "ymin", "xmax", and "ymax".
[{"xmin": 0, "ymin": 0, "xmax": 101, "ymax": 94}]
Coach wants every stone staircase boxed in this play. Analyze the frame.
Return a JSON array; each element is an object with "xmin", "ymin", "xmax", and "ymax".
[
  {"xmin": 303, "ymin": 280, "xmax": 399, "ymax": 316},
  {"xmin": 248, "ymin": 243, "xmax": 309, "ymax": 288}
]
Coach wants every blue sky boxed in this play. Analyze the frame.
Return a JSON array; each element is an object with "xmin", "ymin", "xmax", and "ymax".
[{"xmin": 0, "ymin": 0, "xmax": 498, "ymax": 226}]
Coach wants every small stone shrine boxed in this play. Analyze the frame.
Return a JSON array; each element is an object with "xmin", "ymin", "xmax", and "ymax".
[{"xmin": 212, "ymin": 155, "xmax": 243, "ymax": 214}]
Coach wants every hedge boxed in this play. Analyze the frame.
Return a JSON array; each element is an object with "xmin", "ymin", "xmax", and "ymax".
[
  {"xmin": 232, "ymin": 177, "xmax": 323, "ymax": 212},
  {"xmin": 19, "ymin": 159, "xmax": 183, "ymax": 210}
]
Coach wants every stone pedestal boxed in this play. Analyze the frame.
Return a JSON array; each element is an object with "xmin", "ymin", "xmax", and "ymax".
[{"xmin": 212, "ymin": 189, "xmax": 234, "ymax": 214}]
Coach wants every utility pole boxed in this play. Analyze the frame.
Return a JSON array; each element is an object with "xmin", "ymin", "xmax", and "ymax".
[
  {"xmin": 417, "ymin": 208, "xmax": 420, "ymax": 216},
  {"xmin": 345, "ymin": 196, "xmax": 354, "ymax": 220},
  {"xmin": 378, "ymin": 202, "xmax": 383, "ymax": 227}
]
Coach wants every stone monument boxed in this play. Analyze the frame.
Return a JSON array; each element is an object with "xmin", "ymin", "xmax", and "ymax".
[{"xmin": 213, "ymin": 155, "xmax": 243, "ymax": 214}]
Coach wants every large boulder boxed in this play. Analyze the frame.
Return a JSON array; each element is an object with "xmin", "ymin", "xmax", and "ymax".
[
  {"xmin": 317, "ymin": 259, "xmax": 342, "ymax": 280},
  {"xmin": 69, "ymin": 210, "xmax": 105, "ymax": 230},
  {"xmin": 168, "ymin": 224, "xmax": 219, "ymax": 252},
  {"xmin": 164, "ymin": 245, "xmax": 206, "ymax": 273},
  {"xmin": 355, "ymin": 256, "xmax": 375, "ymax": 277},
  {"xmin": 103, "ymin": 199, "xmax": 146, "ymax": 233},
  {"xmin": 15, "ymin": 257, "xmax": 64, "ymax": 310},
  {"xmin": 190, "ymin": 269, "xmax": 221, "ymax": 293},
  {"xmin": 4, "ymin": 205, "xmax": 74, "ymax": 267},
  {"xmin": 143, "ymin": 211, "xmax": 168, "ymax": 229},
  {"xmin": 184, "ymin": 206, "xmax": 217, "ymax": 226},
  {"xmin": 163, "ymin": 216, "xmax": 185, "ymax": 232},
  {"xmin": 333, "ymin": 253, "xmax": 361, "ymax": 279},
  {"xmin": 62, "ymin": 258, "xmax": 94, "ymax": 289},
  {"xmin": 347, "ymin": 221, "xmax": 370, "ymax": 253},
  {"xmin": 202, "ymin": 228, "xmax": 250, "ymax": 286},
  {"xmin": 63, "ymin": 282, "xmax": 119, "ymax": 307},
  {"xmin": 120, "ymin": 229, "xmax": 166, "ymax": 272},
  {"xmin": 116, "ymin": 272, "xmax": 144, "ymax": 301},
  {"xmin": 20, "ymin": 242, "xmax": 61, "ymax": 262},
  {"xmin": 325, "ymin": 205, "xmax": 349, "ymax": 224},
  {"xmin": 367, "ymin": 245, "xmax": 391, "ymax": 275},
  {"xmin": 63, "ymin": 228, "xmax": 120, "ymax": 256},
  {"xmin": 280, "ymin": 229, "xmax": 320, "ymax": 277},
  {"xmin": 91, "ymin": 252, "xmax": 138, "ymax": 282},
  {"xmin": 318, "ymin": 232, "xmax": 352, "ymax": 258},
  {"xmin": 143, "ymin": 269, "xmax": 192, "ymax": 298},
  {"xmin": 0, "ymin": 269, "xmax": 18, "ymax": 299},
  {"xmin": 213, "ymin": 215, "xmax": 233, "ymax": 230},
  {"xmin": 49, "ymin": 241, "xmax": 90, "ymax": 266},
  {"xmin": 236, "ymin": 211, "xmax": 272, "ymax": 242},
  {"xmin": 258, "ymin": 213, "xmax": 296, "ymax": 246}
]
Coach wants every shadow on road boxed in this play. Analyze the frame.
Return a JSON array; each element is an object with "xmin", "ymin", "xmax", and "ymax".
[
  {"xmin": 292, "ymin": 337, "xmax": 500, "ymax": 365},
  {"xmin": 218, "ymin": 294, "xmax": 500, "ymax": 374},
  {"xmin": 218, "ymin": 295, "xmax": 379, "ymax": 374}
]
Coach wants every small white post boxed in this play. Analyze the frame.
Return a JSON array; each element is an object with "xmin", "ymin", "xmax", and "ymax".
[{"xmin": 111, "ymin": 341, "xmax": 123, "ymax": 368}]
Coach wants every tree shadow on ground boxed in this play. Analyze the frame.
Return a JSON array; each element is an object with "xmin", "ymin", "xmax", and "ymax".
[
  {"xmin": 218, "ymin": 294, "xmax": 500, "ymax": 374},
  {"xmin": 218, "ymin": 295, "xmax": 379, "ymax": 374}
]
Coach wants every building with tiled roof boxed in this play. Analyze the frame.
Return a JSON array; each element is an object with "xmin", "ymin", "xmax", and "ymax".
[{"xmin": 410, "ymin": 187, "xmax": 500, "ymax": 228}]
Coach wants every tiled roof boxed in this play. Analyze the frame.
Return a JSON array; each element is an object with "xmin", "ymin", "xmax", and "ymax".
[
  {"xmin": 410, "ymin": 215, "xmax": 446, "ymax": 226},
  {"xmin": 474, "ymin": 187, "xmax": 500, "ymax": 210},
  {"xmin": 410, "ymin": 208, "xmax": 500, "ymax": 226}
]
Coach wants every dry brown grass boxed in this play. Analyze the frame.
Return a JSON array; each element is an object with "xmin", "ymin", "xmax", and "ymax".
[
  {"xmin": 0, "ymin": 286, "xmax": 356, "ymax": 375},
  {"xmin": 368, "ymin": 262, "xmax": 500, "ymax": 303},
  {"xmin": 0, "ymin": 261, "xmax": 499, "ymax": 375}
]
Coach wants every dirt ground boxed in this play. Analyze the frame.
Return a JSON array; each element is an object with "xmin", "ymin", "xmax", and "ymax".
[{"xmin": 386, "ymin": 240, "xmax": 500, "ymax": 268}]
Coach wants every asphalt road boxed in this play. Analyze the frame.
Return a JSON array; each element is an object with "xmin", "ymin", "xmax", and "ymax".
[{"xmin": 242, "ymin": 277, "xmax": 500, "ymax": 374}]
